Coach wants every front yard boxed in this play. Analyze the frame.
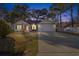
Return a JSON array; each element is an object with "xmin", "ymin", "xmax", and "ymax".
[{"xmin": 7, "ymin": 32, "xmax": 38, "ymax": 56}]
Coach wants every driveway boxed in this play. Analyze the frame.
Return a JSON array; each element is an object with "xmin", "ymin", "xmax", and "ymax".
[{"xmin": 37, "ymin": 32, "xmax": 79, "ymax": 56}]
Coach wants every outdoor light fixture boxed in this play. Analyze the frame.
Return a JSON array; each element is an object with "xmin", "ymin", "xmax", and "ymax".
[{"xmin": 32, "ymin": 24, "xmax": 37, "ymax": 30}]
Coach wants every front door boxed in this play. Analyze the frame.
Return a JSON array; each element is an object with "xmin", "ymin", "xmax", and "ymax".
[{"xmin": 31, "ymin": 24, "xmax": 37, "ymax": 32}]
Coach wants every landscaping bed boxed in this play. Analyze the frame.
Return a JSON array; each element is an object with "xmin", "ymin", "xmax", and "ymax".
[{"xmin": 7, "ymin": 32, "xmax": 38, "ymax": 56}]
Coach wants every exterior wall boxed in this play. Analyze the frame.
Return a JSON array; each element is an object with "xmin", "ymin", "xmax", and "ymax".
[
  {"xmin": 12, "ymin": 19, "xmax": 56, "ymax": 32},
  {"xmin": 38, "ymin": 23, "xmax": 56, "ymax": 32},
  {"xmin": 12, "ymin": 20, "xmax": 30, "ymax": 32},
  {"xmin": 13, "ymin": 24, "xmax": 30, "ymax": 32}
]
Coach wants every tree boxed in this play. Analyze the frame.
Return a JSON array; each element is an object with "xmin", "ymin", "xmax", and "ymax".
[
  {"xmin": 40, "ymin": 8, "xmax": 48, "ymax": 16},
  {"xmin": 13, "ymin": 4, "xmax": 29, "ymax": 19},
  {"xmin": 5, "ymin": 4, "xmax": 29, "ymax": 24},
  {"xmin": 37, "ymin": 8, "xmax": 48, "ymax": 21},
  {"xmin": 70, "ymin": 5, "xmax": 74, "ymax": 27},
  {"xmin": 77, "ymin": 4, "xmax": 79, "ymax": 24},
  {"xmin": 0, "ymin": 4, "xmax": 8, "ymax": 19},
  {"xmin": 0, "ymin": 20, "xmax": 13, "ymax": 37},
  {"xmin": 50, "ymin": 4, "xmax": 70, "ymax": 31}
]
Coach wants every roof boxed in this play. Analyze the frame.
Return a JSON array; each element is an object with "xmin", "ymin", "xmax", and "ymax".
[
  {"xmin": 39, "ymin": 18, "xmax": 54, "ymax": 24},
  {"xmin": 13, "ymin": 20, "xmax": 28, "ymax": 25}
]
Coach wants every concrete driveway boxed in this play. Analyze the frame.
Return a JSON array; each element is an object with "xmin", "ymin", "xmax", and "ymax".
[{"xmin": 37, "ymin": 32, "xmax": 79, "ymax": 56}]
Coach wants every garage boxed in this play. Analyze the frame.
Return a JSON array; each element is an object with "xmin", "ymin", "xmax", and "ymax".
[{"xmin": 38, "ymin": 23, "xmax": 56, "ymax": 32}]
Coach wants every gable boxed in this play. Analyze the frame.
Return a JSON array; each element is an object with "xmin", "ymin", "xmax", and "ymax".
[{"xmin": 14, "ymin": 20, "xmax": 28, "ymax": 25}]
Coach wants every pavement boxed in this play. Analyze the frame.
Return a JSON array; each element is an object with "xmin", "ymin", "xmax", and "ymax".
[
  {"xmin": 58, "ymin": 31, "xmax": 79, "ymax": 36},
  {"xmin": 37, "ymin": 32, "xmax": 79, "ymax": 56}
]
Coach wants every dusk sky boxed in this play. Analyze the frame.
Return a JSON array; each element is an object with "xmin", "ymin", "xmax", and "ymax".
[
  {"xmin": 5, "ymin": 3, "xmax": 51, "ymax": 11},
  {"xmin": 2, "ymin": 3, "xmax": 78, "ymax": 22}
]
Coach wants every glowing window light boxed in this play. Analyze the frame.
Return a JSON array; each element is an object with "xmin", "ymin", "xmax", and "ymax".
[
  {"xmin": 17, "ymin": 24, "xmax": 22, "ymax": 31},
  {"xmin": 32, "ymin": 24, "xmax": 36, "ymax": 30},
  {"xmin": 26, "ymin": 26, "xmax": 29, "ymax": 31}
]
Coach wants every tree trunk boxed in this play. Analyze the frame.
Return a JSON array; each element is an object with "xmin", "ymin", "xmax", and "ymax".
[
  {"xmin": 77, "ymin": 4, "xmax": 79, "ymax": 24},
  {"xmin": 71, "ymin": 5, "xmax": 74, "ymax": 27},
  {"xmin": 59, "ymin": 12, "xmax": 62, "ymax": 31}
]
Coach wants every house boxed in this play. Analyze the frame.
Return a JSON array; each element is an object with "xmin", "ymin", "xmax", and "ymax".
[
  {"xmin": 11, "ymin": 17, "xmax": 56, "ymax": 32},
  {"xmin": 12, "ymin": 20, "xmax": 30, "ymax": 32},
  {"xmin": 11, "ymin": 18, "xmax": 39, "ymax": 32},
  {"xmin": 12, "ymin": 20, "xmax": 39, "ymax": 32}
]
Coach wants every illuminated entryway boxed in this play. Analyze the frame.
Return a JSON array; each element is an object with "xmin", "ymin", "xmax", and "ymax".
[{"xmin": 31, "ymin": 24, "xmax": 37, "ymax": 31}]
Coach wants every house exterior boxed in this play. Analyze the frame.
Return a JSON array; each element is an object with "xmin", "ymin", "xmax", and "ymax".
[
  {"xmin": 12, "ymin": 20, "xmax": 31, "ymax": 32},
  {"xmin": 11, "ymin": 18, "xmax": 56, "ymax": 32},
  {"xmin": 38, "ymin": 18, "xmax": 56, "ymax": 32},
  {"xmin": 11, "ymin": 19, "xmax": 39, "ymax": 32}
]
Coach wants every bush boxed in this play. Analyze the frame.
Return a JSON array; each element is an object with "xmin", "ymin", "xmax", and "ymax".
[{"xmin": 0, "ymin": 20, "xmax": 13, "ymax": 37}]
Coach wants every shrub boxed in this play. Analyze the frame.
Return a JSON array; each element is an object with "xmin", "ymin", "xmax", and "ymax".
[{"xmin": 0, "ymin": 20, "xmax": 13, "ymax": 37}]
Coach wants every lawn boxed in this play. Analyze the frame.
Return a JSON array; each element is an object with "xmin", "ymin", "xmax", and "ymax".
[{"xmin": 7, "ymin": 32, "xmax": 38, "ymax": 56}]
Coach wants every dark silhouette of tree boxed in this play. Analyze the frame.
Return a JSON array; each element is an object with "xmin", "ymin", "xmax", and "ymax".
[
  {"xmin": 40, "ymin": 8, "xmax": 48, "ymax": 16},
  {"xmin": 5, "ymin": 4, "xmax": 29, "ymax": 24},
  {"xmin": 70, "ymin": 5, "xmax": 74, "ymax": 27},
  {"xmin": 0, "ymin": 4, "xmax": 8, "ymax": 19},
  {"xmin": 0, "ymin": 20, "xmax": 13, "ymax": 37},
  {"xmin": 49, "ymin": 3, "xmax": 73, "ymax": 31},
  {"xmin": 0, "ymin": 20, "xmax": 15, "ymax": 56},
  {"xmin": 49, "ymin": 4, "xmax": 62, "ymax": 31}
]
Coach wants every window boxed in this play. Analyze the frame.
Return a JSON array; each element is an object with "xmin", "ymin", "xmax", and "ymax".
[
  {"xmin": 26, "ymin": 26, "xmax": 29, "ymax": 31},
  {"xmin": 17, "ymin": 24, "xmax": 22, "ymax": 31}
]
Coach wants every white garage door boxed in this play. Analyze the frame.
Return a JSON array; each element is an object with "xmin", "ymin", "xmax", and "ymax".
[{"xmin": 38, "ymin": 23, "xmax": 56, "ymax": 32}]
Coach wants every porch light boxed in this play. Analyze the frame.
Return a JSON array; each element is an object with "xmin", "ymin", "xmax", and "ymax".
[{"xmin": 32, "ymin": 24, "xmax": 36, "ymax": 30}]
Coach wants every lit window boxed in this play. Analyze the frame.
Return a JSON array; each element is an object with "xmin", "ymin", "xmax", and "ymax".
[
  {"xmin": 32, "ymin": 24, "xmax": 36, "ymax": 30},
  {"xmin": 26, "ymin": 26, "xmax": 29, "ymax": 31},
  {"xmin": 17, "ymin": 24, "xmax": 22, "ymax": 31}
]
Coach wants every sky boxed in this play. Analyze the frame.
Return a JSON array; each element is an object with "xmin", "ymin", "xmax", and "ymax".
[
  {"xmin": 5, "ymin": 3, "xmax": 51, "ymax": 11},
  {"xmin": 1, "ymin": 3, "xmax": 78, "ymax": 22}
]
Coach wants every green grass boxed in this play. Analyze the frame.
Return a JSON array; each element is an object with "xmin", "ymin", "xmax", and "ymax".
[{"xmin": 7, "ymin": 32, "xmax": 38, "ymax": 56}]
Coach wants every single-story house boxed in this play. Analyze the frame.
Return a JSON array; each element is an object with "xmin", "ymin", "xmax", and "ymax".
[
  {"xmin": 11, "ymin": 18, "xmax": 56, "ymax": 32},
  {"xmin": 11, "ymin": 20, "xmax": 38, "ymax": 32}
]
